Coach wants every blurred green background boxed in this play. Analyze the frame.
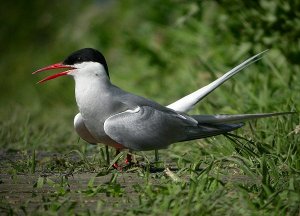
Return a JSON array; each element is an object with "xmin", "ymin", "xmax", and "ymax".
[
  {"xmin": 0, "ymin": 0, "xmax": 299, "ymax": 151},
  {"xmin": 1, "ymin": 2, "xmax": 300, "ymax": 214}
]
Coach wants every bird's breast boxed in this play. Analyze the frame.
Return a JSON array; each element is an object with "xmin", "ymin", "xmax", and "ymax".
[{"xmin": 74, "ymin": 81, "xmax": 117, "ymax": 143}]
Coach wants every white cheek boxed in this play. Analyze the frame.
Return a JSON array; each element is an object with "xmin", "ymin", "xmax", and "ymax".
[{"xmin": 73, "ymin": 62, "xmax": 106, "ymax": 77}]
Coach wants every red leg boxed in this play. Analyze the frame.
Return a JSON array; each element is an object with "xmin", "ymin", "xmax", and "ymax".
[
  {"xmin": 113, "ymin": 149, "xmax": 120, "ymax": 170},
  {"xmin": 125, "ymin": 154, "xmax": 132, "ymax": 164},
  {"xmin": 112, "ymin": 150, "xmax": 133, "ymax": 170}
]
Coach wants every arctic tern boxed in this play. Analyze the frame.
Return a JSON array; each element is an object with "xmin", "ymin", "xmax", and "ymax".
[{"xmin": 33, "ymin": 48, "xmax": 291, "ymax": 167}]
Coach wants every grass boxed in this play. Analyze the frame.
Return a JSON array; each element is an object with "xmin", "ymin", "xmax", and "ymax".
[
  {"xmin": 1, "ymin": 1, "xmax": 300, "ymax": 215},
  {"xmin": 1, "ymin": 70, "xmax": 299, "ymax": 215}
]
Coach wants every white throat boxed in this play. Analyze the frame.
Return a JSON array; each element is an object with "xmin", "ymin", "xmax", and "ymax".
[{"xmin": 71, "ymin": 62, "xmax": 110, "ymax": 108}]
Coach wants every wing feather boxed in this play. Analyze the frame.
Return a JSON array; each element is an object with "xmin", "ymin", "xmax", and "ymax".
[{"xmin": 104, "ymin": 106, "xmax": 197, "ymax": 151}]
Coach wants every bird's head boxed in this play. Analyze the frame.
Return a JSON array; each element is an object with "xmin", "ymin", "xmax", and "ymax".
[{"xmin": 33, "ymin": 48, "xmax": 109, "ymax": 83}]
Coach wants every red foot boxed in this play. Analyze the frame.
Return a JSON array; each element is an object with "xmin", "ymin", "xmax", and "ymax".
[
  {"xmin": 112, "ymin": 154, "xmax": 132, "ymax": 171},
  {"xmin": 125, "ymin": 154, "xmax": 132, "ymax": 164},
  {"xmin": 113, "ymin": 162, "xmax": 119, "ymax": 169},
  {"xmin": 112, "ymin": 149, "xmax": 121, "ymax": 170},
  {"xmin": 113, "ymin": 162, "xmax": 123, "ymax": 171},
  {"xmin": 112, "ymin": 149, "xmax": 133, "ymax": 170}
]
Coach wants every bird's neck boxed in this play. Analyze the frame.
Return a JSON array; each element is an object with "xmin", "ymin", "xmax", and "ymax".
[
  {"xmin": 74, "ymin": 75, "xmax": 112, "ymax": 111},
  {"xmin": 73, "ymin": 75, "xmax": 118, "ymax": 142}
]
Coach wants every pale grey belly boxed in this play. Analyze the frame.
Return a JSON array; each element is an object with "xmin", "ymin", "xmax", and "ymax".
[{"xmin": 79, "ymin": 108, "xmax": 125, "ymax": 149}]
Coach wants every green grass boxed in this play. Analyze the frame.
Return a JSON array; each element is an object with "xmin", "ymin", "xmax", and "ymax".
[
  {"xmin": 1, "ymin": 58, "xmax": 299, "ymax": 215},
  {"xmin": 1, "ymin": 1, "xmax": 300, "ymax": 215}
]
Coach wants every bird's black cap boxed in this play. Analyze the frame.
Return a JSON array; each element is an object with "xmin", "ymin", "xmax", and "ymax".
[{"xmin": 63, "ymin": 48, "xmax": 109, "ymax": 77}]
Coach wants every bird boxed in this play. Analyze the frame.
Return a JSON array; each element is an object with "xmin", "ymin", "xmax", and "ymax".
[{"xmin": 33, "ymin": 48, "xmax": 291, "ymax": 168}]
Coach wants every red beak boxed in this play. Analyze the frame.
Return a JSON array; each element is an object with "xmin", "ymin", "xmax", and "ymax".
[{"xmin": 32, "ymin": 62, "xmax": 76, "ymax": 84}]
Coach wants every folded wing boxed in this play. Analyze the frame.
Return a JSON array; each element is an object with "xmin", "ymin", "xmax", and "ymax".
[{"xmin": 103, "ymin": 106, "xmax": 243, "ymax": 151}]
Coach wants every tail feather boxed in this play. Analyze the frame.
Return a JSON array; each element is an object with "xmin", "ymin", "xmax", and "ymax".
[
  {"xmin": 167, "ymin": 50, "xmax": 268, "ymax": 113},
  {"xmin": 182, "ymin": 123, "xmax": 244, "ymax": 142},
  {"xmin": 181, "ymin": 111, "xmax": 294, "ymax": 142},
  {"xmin": 191, "ymin": 112, "xmax": 294, "ymax": 124}
]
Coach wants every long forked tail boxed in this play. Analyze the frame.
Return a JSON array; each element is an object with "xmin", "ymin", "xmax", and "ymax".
[
  {"xmin": 183, "ymin": 112, "xmax": 294, "ymax": 142},
  {"xmin": 183, "ymin": 122, "xmax": 244, "ymax": 141},
  {"xmin": 191, "ymin": 112, "xmax": 294, "ymax": 124},
  {"xmin": 167, "ymin": 50, "xmax": 268, "ymax": 113}
]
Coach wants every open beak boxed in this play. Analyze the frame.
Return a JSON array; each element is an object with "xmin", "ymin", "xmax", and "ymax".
[{"xmin": 32, "ymin": 62, "xmax": 76, "ymax": 84}]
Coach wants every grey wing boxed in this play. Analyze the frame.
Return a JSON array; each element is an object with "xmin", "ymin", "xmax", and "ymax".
[
  {"xmin": 74, "ymin": 113, "xmax": 98, "ymax": 144},
  {"xmin": 103, "ymin": 106, "xmax": 198, "ymax": 151}
]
